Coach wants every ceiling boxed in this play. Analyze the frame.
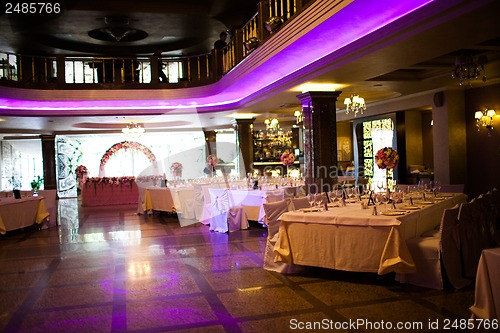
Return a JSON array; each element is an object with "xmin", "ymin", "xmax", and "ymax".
[
  {"xmin": 1, "ymin": 0, "xmax": 500, "ymax": 136},
  {"xmin": 0, "ymin": 0, "xmax": 259, "ymax": 56}
]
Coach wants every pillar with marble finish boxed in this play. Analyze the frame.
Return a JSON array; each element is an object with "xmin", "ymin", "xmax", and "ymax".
[{"xmin": 297, "ymin": 91, "xmax": 341, "ymax": 193}]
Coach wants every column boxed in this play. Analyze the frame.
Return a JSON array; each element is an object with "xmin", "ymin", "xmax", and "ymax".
[
  {"xmin": 203, "ymin": 130, "xmax": 217, "ymax": 157},
  {"xmin": 432, "ymin": 90, "xmax": 467, "ymax": 185},
  {"xmin": 233, "ymin": 118, "xmax": 255, "ymax": 178},
  {"xmin": 297, "ymin": 91, "xmax": 341, "ymax": 193},
  {"xmin": 41, "ymin": 135, "xmax": 57, "ymax": 190}
]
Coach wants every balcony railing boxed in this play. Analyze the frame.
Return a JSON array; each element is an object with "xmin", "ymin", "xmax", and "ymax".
[{"xmin": 0, "ymin": 0, "xmax": 313, "ymax": 90}]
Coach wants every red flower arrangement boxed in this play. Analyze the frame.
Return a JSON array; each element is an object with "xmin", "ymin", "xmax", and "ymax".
[
  {"xmin": 75, "ymin": 165, "xmax": 88, "ymax": 179},
  {"xmin": 375, "ymin": 147, "xmax": 399, "ymax": 170}
]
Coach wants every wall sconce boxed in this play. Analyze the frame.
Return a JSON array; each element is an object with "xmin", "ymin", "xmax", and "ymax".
[
  {"xmin": 244, "ymin": 37, "xmax": 260, "ymax": 51},
  {"xmin": 474, "ymin": 108, "xmax": 496, "ymax": 135},
  {"xmin": 265, "ymin": 16, "xmax": 283, "ymax": 33},
  {"xmin": 344, "ymin": 94, "xmax": 366, "ymax": 116},
  {"xmin": 294, "ymin": 110, "xmax": 303, "ymax": 124}
]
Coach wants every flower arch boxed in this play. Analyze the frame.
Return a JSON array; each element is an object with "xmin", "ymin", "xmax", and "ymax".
[{"xmin": 99, "ymin": 141, "xmax": 157, "ymax": 171}]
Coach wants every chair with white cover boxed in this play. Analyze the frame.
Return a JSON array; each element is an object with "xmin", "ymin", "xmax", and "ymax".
[
  {"xmin": 208, "ymin": 188, "xmax": 248, "ymax": 233},
  {"xmin": 263, "ymin": 200, "xmax": 301, "ymax": 274},
  {"xmin": 193, "ymin": 184, "xmax": 205, "ymax": 221},
  {"xmin": 402, "ymin": 204, "xmax": 471, "ymax": 289},
  {"xmin": 290, "ymin": 197, "xmax": 310, "ymax": 210},
  {"xmin": 478, "ymin": 192, "xmax": 498, "ymax": 247},
  {"xmin": 458, "ymin": 199, "xmax": 484, "ymax": 278},
  {"xmin": 199, "ymin": 185, "xmax": 217, "ymax": 224},
  {"xmin": 283, "ymin": 186, "xmax": 296, "ymax": 199},
  {"xmin": 296, "ymin": 185, "xmax": 307, "ymax": 197}
]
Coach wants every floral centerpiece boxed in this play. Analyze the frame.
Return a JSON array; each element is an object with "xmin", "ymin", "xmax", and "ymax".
[
  {"xmin": 375, "ymin": 147, "xmax": 399, "ymax": 192},
  {"xmin": 170, "ymin": 162, "xmax": 183, "ymax": 178},
  {"xmin": 280, "ymin": 151, "xmax": 295, "ymax": 176},
  {"xmin": 75, "ymin": 165, "xmax": 88, "ymax": 190},
  {"xmin": 280, "ymin": 151, "xmax": 295, "ymax": 166},
  {"xmin": 206, "ymin": 155, "xmax": 219, "ymax": 177},
  {"xmin": 84, "ymin": 176, "xmax": 136, "ymax": 193},
  {"xmin": 75, "ymin": 165, "xmax": 88, "ymax": 179}
]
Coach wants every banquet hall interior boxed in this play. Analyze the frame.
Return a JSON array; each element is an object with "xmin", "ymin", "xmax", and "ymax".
[{"xmin": 1, "ymin": 0, "xmax": 500, "ymax": 332}]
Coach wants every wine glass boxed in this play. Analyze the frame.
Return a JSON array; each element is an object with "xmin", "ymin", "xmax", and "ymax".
[
  {"xmin": 327, "ymin": 191, "xmax": 336, "ymax": 204},
  {"xmin": 307, "ymin": 194, "xmax": 315, "ymax": 207},
  {"xmin": 315, "ymin": 194, "xmax": 324, "ymax": 209},
  {"xmin": 379, "ymin": 193, "xmax": 389, "ymax": 211},
  {"xmin": 435, "ymin": 180, "xmax": 442, "ymax": 194},
  {"xmin": 377, "ymin": 181, "xmax": 385, "ymax": 194}
]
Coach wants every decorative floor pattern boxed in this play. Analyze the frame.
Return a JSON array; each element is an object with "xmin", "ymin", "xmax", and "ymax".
[{"xmin": 0, "ymin": 199, "xmax": 480, "ymax": 332}]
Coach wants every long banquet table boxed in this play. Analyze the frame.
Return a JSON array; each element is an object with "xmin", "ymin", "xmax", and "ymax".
[
  {"xmin": 82, "ymin": 181, "xmax": 139, "ymax": 206},
  {"xmin": 274, "ymin": 193, "xmax": 467, "ymax": 275},
  {"xmin": 141, "ymin": 186, "xmax": 195, "ymax": 219},
  {"xmin": 0, "ymin": 196, "xmax": 50, "ymax": 234}
]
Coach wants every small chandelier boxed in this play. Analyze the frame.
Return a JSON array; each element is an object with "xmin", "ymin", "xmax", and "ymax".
[
  {"xmin": 474, "ymin": 108, "xmax": 496, "ymax": 135},
  {"xmin": 344, "ymin": 94, "xmax": 366, "ymax": 116},
  {"xmin": 293, "ymin": 110, "xmax": 303, "ymax": 124},
  {"xmin": 452, "ymin": 54, "xmax": 487, "ymax": 86},
  {"xmin": 264, "ymin": 118, "xmax": 279, "ymax": 131},
  {"xmin": 122, "ymin": 122, "xmax": 145, "ymax": 138}
]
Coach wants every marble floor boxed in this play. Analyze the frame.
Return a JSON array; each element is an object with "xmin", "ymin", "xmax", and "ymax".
[{"xmin": 0, "ymin": 199, "xmax": 481, "ymax": 332}]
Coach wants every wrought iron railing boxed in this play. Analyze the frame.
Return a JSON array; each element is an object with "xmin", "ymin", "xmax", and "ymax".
[{"xmin": 0, "ymin": 0, "xmax": 314, "ymax": 89}]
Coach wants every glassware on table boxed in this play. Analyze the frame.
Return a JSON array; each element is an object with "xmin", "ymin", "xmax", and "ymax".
[
  {"xmin": 435, "ymin": 180, "xmax": 442, "ymax": 194},
  {"xmin": 307, "ymin": 194, "xmax": 316, "ymax": 207},
  {"xmin": 315, "ymin": 194, "xmax": 324, "ymax": 209},
  {"xmin": 379, "ymin": 193, "xmax": 389, "ymax": 211},
  {"xmin": 327, "ymin": 191, "xmax": 336, "ymax": 203},
  {"xmin": 377, "ymin": 181, "xmax": 385, "ymax": 194}
]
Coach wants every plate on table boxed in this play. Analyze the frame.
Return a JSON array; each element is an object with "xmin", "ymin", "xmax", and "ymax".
[
  {"xmin": 380, "ymin": 211, "xmax": 406, "ymax": 216},
  {"xmin": 414, "ymin": 201, "xmax": 434, "ymax": 205},
  {"xmin": 327, "ymin": 203, "xmax": 340, "ymax": 208},
  {"xmin": 401, "ymin": 205, "xmax": 420, "ymax": 210},
  {"xmin": 300, "ymin": 207, "xmax": 321, "ymax": 212}
]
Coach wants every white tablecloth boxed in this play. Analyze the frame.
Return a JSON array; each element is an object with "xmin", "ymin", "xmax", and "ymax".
[
  {"xmin": 0, "ymin": 197, "xmax": 50, "ymax": 234},
  {"xmin": 470, "ymin": 248, "xmax": 500, "ymax": 321},
  {"xmin": 274, "ymin": 193, "xmax": 467, "ymax": 275}
]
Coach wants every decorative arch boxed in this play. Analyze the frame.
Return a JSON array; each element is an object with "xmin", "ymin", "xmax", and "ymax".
[{"xmin": 99, "ymin": 141, "xmax": 156, "ymax": 170}]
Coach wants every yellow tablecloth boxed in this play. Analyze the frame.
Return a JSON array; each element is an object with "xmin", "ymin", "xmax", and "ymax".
[
  {"xmin": 0, "ymin": 197, "xmax": 50, "ymax": 234},
  {"xmin": 274, "ymin": 193, "xmax": 466, "ymax": 275}
]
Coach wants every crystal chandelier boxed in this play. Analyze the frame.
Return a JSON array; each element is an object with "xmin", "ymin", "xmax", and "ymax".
[
  {"xmin": 122, "ymin": 122, "xmax": 145, "ymax": 138},
  {"xmin": 344, "ymin": 94, "xmax": 366, "ymax": 116},
  {"xmin": 452, "ymin": 54, "xmax": 487, "ymax": 86}
]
